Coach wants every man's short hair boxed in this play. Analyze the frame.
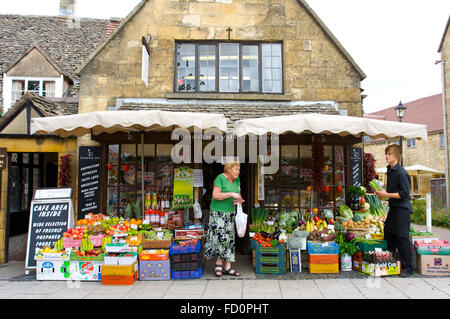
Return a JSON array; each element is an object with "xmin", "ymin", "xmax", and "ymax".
[{"xmin": 385, "ymin": 143, "xmax": 402, "ymax": 160}]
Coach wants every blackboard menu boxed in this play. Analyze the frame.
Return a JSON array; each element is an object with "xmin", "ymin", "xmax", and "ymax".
[
  {"xmin": 350, "ymin": 147, "xmax": 362, "ymax": 187},
  {"xmin": 26, "ymin": 198, "xmax": 72, "ymax": 269},
  {"xmin": 78, "ymin": 146, "xmax": 101, "ymax": 217}
]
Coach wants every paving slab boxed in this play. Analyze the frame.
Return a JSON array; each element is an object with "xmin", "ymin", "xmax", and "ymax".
[
  {"xmin": 350, "ymin": 278, "xmax": 408, "ymax": 299},
  {"xmin": 202, "ymin": 279, "xmax": 243, "ymax": 299},
  {"xmin": 242, "ymin": 280, "xmax": 282, "ymax": 299},
  {"xmin": 313, "ymin": 278, "xmax": 366, "ymax": 299},
  {"xmin": 279, "ymin": 279, "xmax": 323, "ymax": 299},
  {"xmin": 384, "ymin": 277, "xmax": 449, "ymax": 299}
]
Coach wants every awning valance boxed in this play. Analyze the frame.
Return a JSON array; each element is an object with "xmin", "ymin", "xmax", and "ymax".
[
  {"xmin": 31, "ymin": 110, "xmax": 228, "ymax": 137},
  {"xmin": 233, "ymin": 113, "xmax": 428, "ymax": 141}
]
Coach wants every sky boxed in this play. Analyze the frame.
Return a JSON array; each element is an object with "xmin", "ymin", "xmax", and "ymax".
[{"xmin": 0, "ymin": 0, "xmax": 449, "ymax": 114}]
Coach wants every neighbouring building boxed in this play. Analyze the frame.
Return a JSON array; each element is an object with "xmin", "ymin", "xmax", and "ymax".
[
  {"xmin": 0, "ymin": 13, "xmax": 120, "ymax": 114},
  {"xmin": 0, "ymin": 13, "xmax": 119, "ymax": 263},
  {"xmin": 364, "ymin": 94, "xmax": 445, "ymax": 195}
]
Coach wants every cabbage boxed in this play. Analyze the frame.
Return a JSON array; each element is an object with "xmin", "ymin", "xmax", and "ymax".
[{"xmin": 339, "ymin": 205, "xmax": 353, "ymax": 219}]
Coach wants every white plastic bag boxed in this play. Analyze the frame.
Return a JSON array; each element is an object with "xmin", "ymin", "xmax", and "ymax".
[
  {"xmin": 193, "ymin": 199, "xmax": 202, "ymax": 219},
  {"xmin": 235, "ymin": 203, "xmax": 247, "ymax": 238}
]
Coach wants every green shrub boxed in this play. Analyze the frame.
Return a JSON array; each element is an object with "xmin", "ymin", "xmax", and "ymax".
[{"xmin": 411, "ymin": 199, "xmax": 449, "ymax": 229}]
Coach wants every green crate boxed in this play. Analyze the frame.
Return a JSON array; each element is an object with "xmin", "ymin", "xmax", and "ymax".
[
  {"xmin": 255, "ymin": 243, "xmax": 286, "ymax": 275},
  {"xmin": 357, "ymin": 240, "xmax": 387, "ymax": 253}
]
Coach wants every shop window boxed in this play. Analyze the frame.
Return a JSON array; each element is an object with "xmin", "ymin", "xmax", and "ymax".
[
  {"xmin": 174, "ymin": 42, "xmax": 283, "ymax": 94},
  {"xmin": 7, "ymin": 152, "xmax": 43, "ymax": 214},
  {"xmin": 105, "ymin": 143, "xmax": 175, "ymax": 217},
  {"xmin": 263, "ymin": 144, "xmax": 347, "ymax": 214}
]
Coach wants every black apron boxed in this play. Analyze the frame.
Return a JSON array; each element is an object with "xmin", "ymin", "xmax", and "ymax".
[{"xmin": 384, "ymin": 206, "xmax": 410, "ymax": 238}]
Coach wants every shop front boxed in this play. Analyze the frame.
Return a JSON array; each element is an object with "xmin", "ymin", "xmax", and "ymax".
[{"xmin": 28, "ymin": 110, "xmax": 432, "ymax": 281}]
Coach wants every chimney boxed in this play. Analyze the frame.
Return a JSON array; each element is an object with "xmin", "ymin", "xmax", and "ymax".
[
  {"xmin": 59, "ymin": 0, "xmax": 76, "ymax": 16},
  {"xmin": 106, "ymin": 18, "xmax": 121, "ymax": 36}
]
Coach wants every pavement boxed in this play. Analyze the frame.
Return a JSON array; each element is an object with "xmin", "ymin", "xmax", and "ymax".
[{"xmin": 0, "ymin": 224, "xmax": 448, "ymax": 300}]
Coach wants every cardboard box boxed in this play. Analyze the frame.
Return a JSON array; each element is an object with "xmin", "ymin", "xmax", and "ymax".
[
  {"xmin": 35, "ymin": 248, "xmax": 71, "ymax": 261},
  {"xmin": 410, "ymin": 235, "xmax": 439, "ymax": 246},
  {"xmin": 415, "ymin": 254, "xmax": 450, "ymax": 276},
  {"xmin": 70, "ymin": 260, "xmax": 103, "ymax": 281},
  {"xmin": 139, "ymin": 260, "xmax": 171, "ymax": 280},
  {"xmin": 289, "ymin": 249, "xmax": 302, "ymax": 273},
  {"xmin": 361, "ymin": 260, "xmax": 400, "ymax": 277},
  {"xmin": 174, "ymin": 228, "xmax": 204, "ymax": 239},
  {"xmin": 352, "ymin": 252, "xmax": 363, "ymax": 272},
  {"xmin": 36, "ymin": 260, "xmax": 71, "ymax": 281},
  {"xmin": 415, "ymin": 240, "xmax": 450, "ymax": 255}
]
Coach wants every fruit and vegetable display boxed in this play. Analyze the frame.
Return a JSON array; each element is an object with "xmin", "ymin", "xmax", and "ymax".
[{"xmin": 363, "ymin": 250, "xmax": 394, "ymax": 263}]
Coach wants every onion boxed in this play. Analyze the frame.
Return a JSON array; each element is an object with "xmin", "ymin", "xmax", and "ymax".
[{"xmin": 346, "ymin": 232, "xmax": 355, "ymax": 242}]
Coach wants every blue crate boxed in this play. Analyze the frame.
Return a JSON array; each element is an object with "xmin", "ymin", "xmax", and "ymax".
[
  {"xmin": 170, "ymin": 240, "xmax": 201, "ymax": 255},
  {"xmin": 307, "ymin": 241, "xmax": 339, "ymax": 255},
  {"xmin": 171, "ymin": 266, "xmax": 203, "ymax": 279}
]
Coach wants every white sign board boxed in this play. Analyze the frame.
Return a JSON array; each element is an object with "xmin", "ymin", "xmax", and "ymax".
[{"xmin": 142, "ymin": 44, "xmax": 149, "ymax": 87}]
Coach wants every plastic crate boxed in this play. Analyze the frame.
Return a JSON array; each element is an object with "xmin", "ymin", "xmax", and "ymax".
[
  {"xmin": 255, "ymin": 243, "xmax": 286, "ymax": 275},
  {"xmin": 356, "ymin": 240, "xmax": 387, "ymax": 253},
  {"xmin": 169, "ymin": 240, "xmax": 201, "ymax": 255},
  {"xmin": 307, "ymin": 241, "xmax": 339, "ymax": 255},
  {"xmin": 309, "ymin": 263, "xmax": 339, "ymax": 273},
  {"xmin": 102, "ymin": 262, "xmax": 138, "ymax": 276},
  {"xmin": 139, "ymin": 260, "xmax": 171, "ymax": 281},
  {"xmin": 171, "ymin": 266, "xmax": 203, "ymax": 279},
  {"xmin": 308, "ymin": 254, "xmax": 339, "ymax": 264},
  {"xmin": 102, "ymin": 271, "xmax": 137, "ymax": 285}
]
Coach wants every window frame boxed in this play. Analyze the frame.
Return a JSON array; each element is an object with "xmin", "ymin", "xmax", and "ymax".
[
  {"xmin": 406, "ymin": 138, "xmax": 416, "ymax": 148},
  {"xmin": 174, "ymin": 41, "xmax": 284, "ymax": 95}
]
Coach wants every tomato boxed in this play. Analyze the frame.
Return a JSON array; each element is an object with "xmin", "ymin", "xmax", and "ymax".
[{"xmin": 314, "ymin": 216, "xmax": 319, "ymax": 222}]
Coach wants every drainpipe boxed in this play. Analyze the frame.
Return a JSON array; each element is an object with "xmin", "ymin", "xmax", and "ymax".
[{"xmin": 437, "ymin": 59, "xmax": 449, "ymax": 207}]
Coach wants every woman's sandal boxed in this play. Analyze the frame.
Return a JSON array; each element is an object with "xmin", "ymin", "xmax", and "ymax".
[
  {"xmin": 222, "ymin": 267, "xmax": 240, "ymax": 277},
  {"xmin": 214, "ymin": 263, "xmax": 224, "ymax": 277}
]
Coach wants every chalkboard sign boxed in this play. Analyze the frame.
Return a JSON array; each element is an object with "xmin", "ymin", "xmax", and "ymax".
[
  {"xmin": 350, "ymin": 147, "xmax": 362, "ymax": 187},
  {"xmin": 25, "ymin": 188, "xmax": 74, "ymax": 270},
  {"xmin": 78, "ymin": 146, "xmax": 101, "ymax": 217}
]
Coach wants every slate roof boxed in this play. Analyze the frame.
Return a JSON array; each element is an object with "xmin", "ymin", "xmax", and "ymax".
[
  {"xmin": 0, "ymin": 14, "xmax": 115, "ymax": 105},
  {"xmin": 0, "ymin": 92, "xmax": 78, "ymax": 133},
  {"xmin": 116, "ymin": 99, "xmax": 340, "ymax": 129},
  {"xmin": 364, "ymin": 94, "xmax": 442, "ymax": 134}
]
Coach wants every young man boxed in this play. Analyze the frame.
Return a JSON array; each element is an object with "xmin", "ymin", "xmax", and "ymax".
[{"xmin": 375, "ymin": 144, "xmax": 414, "ymax": 277}]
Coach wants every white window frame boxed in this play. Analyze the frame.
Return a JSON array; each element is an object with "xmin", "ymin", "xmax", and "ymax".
[
  {"xmin": 2, "ymin": 74, "xmax": 64, "ymax": 113},
  {"xmin": 406, "ymin": 138, "xmax": 416, "ymax": 148}
]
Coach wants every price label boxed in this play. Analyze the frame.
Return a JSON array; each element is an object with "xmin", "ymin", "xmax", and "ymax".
[
  {"xmin": 374, "ymin": 248, "xmax": 382, "ymax": 252},
  {"xmin": 131, "ymin": 224, "xmax": 138, "ymax": 230}
]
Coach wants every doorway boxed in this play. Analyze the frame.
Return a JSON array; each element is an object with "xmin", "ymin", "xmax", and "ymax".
[
  {"xmin": 201, "ymin": 161, "xmax": 252, "ymax": 256},
  {"xmin": 6, "ymin": 152, "xmax": 58, "ymax": 262}
]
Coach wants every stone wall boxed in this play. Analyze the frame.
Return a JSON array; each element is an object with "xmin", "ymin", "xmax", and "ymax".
[{"xmin": 364, "ymin": 132, "xmax": 445, "ymax": 194}]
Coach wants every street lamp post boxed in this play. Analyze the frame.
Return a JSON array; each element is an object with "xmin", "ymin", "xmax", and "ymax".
[{"xmin": 395, "ymin": 101, "xmax": 407, "ymax": 165}]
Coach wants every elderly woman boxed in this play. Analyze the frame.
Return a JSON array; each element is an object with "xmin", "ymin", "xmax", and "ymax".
[{"xmin": 204, "ymin": 159, "xmax": 244, "ymax": 277}]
